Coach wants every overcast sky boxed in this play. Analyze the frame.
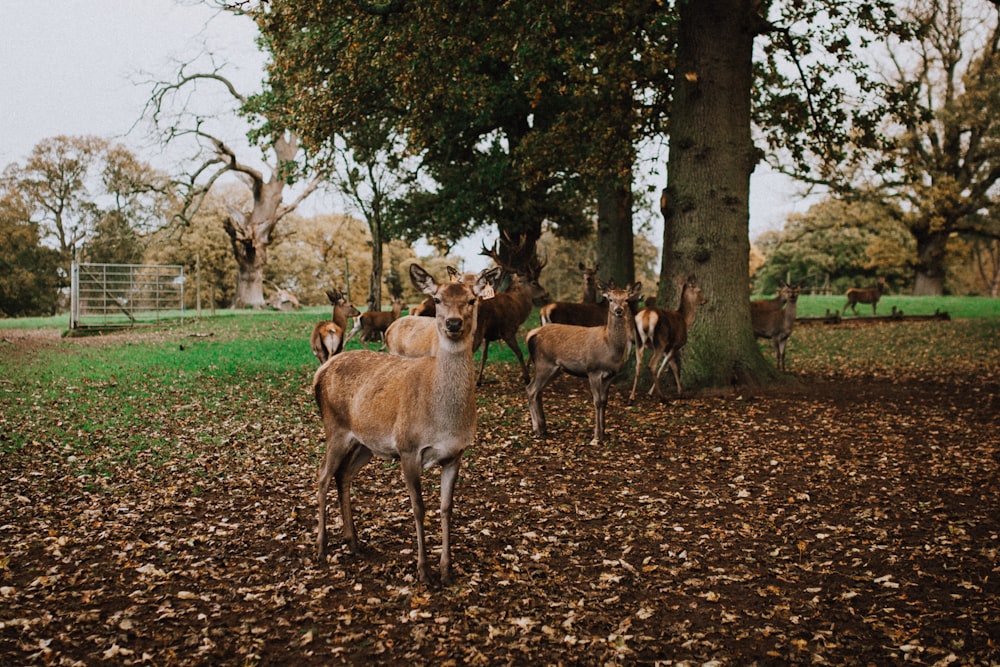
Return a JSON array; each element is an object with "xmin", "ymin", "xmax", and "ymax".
[{"xmin": 1, "ymin": 1, "xmax": 809, "ymax": 268}]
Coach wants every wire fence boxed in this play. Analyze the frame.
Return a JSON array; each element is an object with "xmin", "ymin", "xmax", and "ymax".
[{"xmin": 70, "ymin": 262, "xmax": 185, "ymax": 330}]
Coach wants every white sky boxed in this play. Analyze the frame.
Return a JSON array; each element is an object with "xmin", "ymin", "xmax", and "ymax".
[{"xmin": 1, "ymin": 0, "xmax": 810, "ymax": 272}]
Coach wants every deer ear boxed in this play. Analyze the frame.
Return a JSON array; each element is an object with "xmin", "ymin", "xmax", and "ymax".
[
  {"xmin": 475, "ymin": 267, "xmax": 501, "ymax": 296},
  {"xmin": 629, "ymin": 282, "xmax": 643, "ymax": 299},
  {"xmin": 446, "ymin": 266, "xmax": 460, "ymax": 279},
  {"xmin": 409, "ymin": 264, "xmax": 437, "ymax": 295}
]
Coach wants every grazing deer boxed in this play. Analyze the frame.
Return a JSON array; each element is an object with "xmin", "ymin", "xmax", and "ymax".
[
  {"xmin": 843, "ymin": 277, "xmax": 886, "ymax": 316},
  {"xmin": 526, "ymin": 281, "xmax": 642, "ymax": 442},
  {"xmin": 345, "ymin": 297, "xmax": 405, "ymax": 348},
  {"xmin": 313, "ymin": 264, "xmax": 492, "ymax": 585},
  {"xmin": 751, "ymin": 283, "xmax": 800, "ymax": 371},
  {"xmin": 629, "ymin": 275, "xmax": 706, "ymax": 402},
  {"xmin": 310, "ymin": 289, "xmax": 361, "ymax": 363},
  {"xmin": 475, "ymin": 241, "xmax": 550, "ymax": 385}
]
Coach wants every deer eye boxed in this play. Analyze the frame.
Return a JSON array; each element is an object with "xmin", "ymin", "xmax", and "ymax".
[
  {"xmin": 468, "ymin": 298, "xmax": 476, "ymax": 306},
  {"xmin": 433, "ymin": 297, "xmax": 442, "ymax": 305}
]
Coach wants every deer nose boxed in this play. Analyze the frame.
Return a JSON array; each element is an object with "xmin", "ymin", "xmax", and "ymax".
[{"xmin": 445, "ymin": 317, "xmax": 463, "ymax": 333}]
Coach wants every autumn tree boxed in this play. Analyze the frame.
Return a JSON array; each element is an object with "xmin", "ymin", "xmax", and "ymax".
[
  {"xmin": 661, "ymin": 0, "xmax": 911, "ymax": 386},
  {"xmin": 753, "ymin": 198, "xmax": 914, "ymax": 295},
  {"xmin": 251, "ymin": 0, "xmax": 672, "ymax": 279},
  {"xmin": 1, "ymin": 136, "xmax": 170, "ymax": 278},
  {"xmin": 145, "ymin": 61, "xmax": 323, "ymax": 308},
  {"xmin": 0, "ymin": 188, "xmax": 62, "ymax": 317}
]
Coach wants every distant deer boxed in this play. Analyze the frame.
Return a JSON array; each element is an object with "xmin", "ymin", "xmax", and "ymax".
[
  {"xmin": 843, "ymin": 277, "xmax": 886, "ymax": 316},
  {"xmin": 313, "ymin": 263, "xmax": 492, "ymax": 585},
  {"xmin": 476, "ymin": 241, "xmax": 550, "ymax": 384},
  {"xmin": 538, "ymin": 262, "xmax": 603, "ymax": 325},
  {"xmin": 629, "ymin": 275, "xmax": 706, "ymax": 402},
  {"xmin": 344, "ymin": 297, "xmax": 405, "ymax": 348},
  {"xmin": 310, "ymin": 289, "xmax": 361, "ymax": 363},
  {"xmin": 751, "ymin": 283, "xmax": 800, "ymax": 371},
  {"xmin": 526, "ymin": 281, "xmax": 642, "ymax": 443}
]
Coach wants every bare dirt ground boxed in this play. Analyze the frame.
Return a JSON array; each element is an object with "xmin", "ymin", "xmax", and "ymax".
[{"xmin": 1, "ymin": 324, "xmax": 998, "ymax": 665}]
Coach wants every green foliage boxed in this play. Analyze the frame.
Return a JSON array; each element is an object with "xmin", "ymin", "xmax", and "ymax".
[
  {"xmin": 753, "ymin": 198, "xmax": 913, "ymax": 295},
  {"xmin": 253, "ymin": 0, "xmax": 674, "ymax": 252},
  {"xmin": 0, "ymin": 194, "xmax": 62, "ymax": 317}
]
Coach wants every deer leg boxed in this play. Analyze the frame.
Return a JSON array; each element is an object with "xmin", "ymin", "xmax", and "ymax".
[
  {"xmin": 505, "ymin": 333, "xmax": 531, "ymax": 384},
  {"xmin": 438, "ymin": 457, "xmax": 461, "ymax": 585},
  {"xmin": 589, "ymin": 372, "xmax": 612, "ymax": 442},
  {"xmin": 668, "ymin": 350, "xmax": 682, "ymax": 395},
  {"xmin": 629, "ymin": 342, "xmax": 646, "ymax": 403},
  {"xmin": 317, "ymin": 432, "xmax": 353, "ymax": 560},
  {"xmin": 476, "ymin": 340, "xmax": 491, "ymax": 386},
  {"xmin": 400, "ymin": 453, "xmax": 430, "ymax": 584},
  {"xmin": 526, "ymin": 362, "xmax": 559, "ymax": 437},
  {"xmin": 337, "ymin": 444, "xmax": 373, "ymax": 554},
  {"xmin": 647, "ymin": 348, "xmax": 667, "ymax": 398}
]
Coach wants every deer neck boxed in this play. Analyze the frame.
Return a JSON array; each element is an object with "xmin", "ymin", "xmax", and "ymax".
[
  {"xmin": 784, "ymin": 299, "xmax": 798, "ymax": 326},
  {"xmin": 604, "ymin": 307, "xmax": 631, "ymax": 354},
  {"xmin": 427, "ymin": 320, "xmax": 477, "ymax": 423},
  {"xmin": 333, "ymin": 305, "xmax": 348, "ymax": 330},
  {"xmin": 679, "ymin": 289, "xmax": 699, "ymax": 329}
]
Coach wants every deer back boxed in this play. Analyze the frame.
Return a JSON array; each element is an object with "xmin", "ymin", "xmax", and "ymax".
[
  {"xmin": 476, "ymin": 272, "xmax": 549, "ymax": 345},
  {"xmin": 385, "ymin": 315, "xmax": 438, "ymax": 357}
]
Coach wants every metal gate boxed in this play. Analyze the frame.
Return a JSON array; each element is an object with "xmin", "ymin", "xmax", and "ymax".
[{"xmin": 70, "ymin": 262, "xmax": 185, "ymax": 329}]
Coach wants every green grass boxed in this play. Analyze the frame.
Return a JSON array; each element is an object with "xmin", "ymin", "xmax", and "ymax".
[
  {"xmin": 2, "ymin": 299, "xmax": 997, "ymax": 457},
  {"xmin": 780, "ymin": 294, "xmax": 1000, "ymax": 319}
]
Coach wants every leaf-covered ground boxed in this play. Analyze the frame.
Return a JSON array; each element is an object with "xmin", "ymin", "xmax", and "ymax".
[{"xmin": 2, "ymin": 322, "xmax": 999, "ymax": 665}]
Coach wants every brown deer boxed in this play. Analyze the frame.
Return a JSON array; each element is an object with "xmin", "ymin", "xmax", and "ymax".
[
  {"xmin": 475, "ymin": 241, "xmax": 550, "ymax": 385},
  {"xmin": 385, "ymin": 267, "xmax": 501, "ymax": 358},
  {"xmin": 310, "ymin": 289, "xmax": 361, "ymax": 363},
  {"xmin": 629, "ymin": 275, "xmax": 706, "ymax": 402},
  {"xmin": 313, "ymin": 263, "xmax": 492, "ymax": 585},
  {"xmin": 843, "ymin": 277, "xmax": 886, "ymax": 316},
  {"xmin": 538, "ymin": 262, "xmax": 604, "ymax": 325},
  {"xmin": 344, "ymin": 297, "xmax": 404, "ymax": 348},
  {"xmin": 409, "ymin": 266, "xmax": 492, "ymax": 318},
  {"xmin": 751, "ymin": 283, "xmax": 800, "ymax": 371},
  {"xmin": 526, "ymin": 281, "xmax": 642, "ymax": 442}
]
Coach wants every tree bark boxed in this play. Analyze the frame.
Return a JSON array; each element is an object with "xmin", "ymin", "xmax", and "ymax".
[
  {"xmin": 657, "ymin": 0, "xmax": 775, "ymax": 388},
  {"xmin": 596, "ymin": 178, "xmax": 635, "ymax": 288},
  {"xmin": 912, "ymin": 229, "xmax": 949, "ymax": 296}
]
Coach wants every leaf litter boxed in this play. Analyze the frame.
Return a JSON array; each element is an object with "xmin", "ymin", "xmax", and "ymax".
[{"xmin": 1, "ymin": 323, "xmax": 998, "ymax": 665}]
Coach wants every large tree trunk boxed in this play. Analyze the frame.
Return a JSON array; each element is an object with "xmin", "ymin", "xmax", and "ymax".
[
  {"xmin": 596, "ymin": 178, "xmax": 636, "ymax": 288},
  {"xmin": 912, "ymin": 229, "xmax": 949, "ymax": 296},
  {"xmin": 658, "ymin": 0, "xmax": 775, "ymax": 388},
  {"xmin": 224, "ymin": 213, "xmax": 270, "ymax": 309}
]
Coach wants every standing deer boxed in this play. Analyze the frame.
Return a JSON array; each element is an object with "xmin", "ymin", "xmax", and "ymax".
[
  {"xmin": 526, "ymin": 281, "xmax": 642, "ymax": 442},
  {"xmin": 475, "ymin": 241, "xmax": 550, "ymax": 385},
  {"xmin": 310, "ymin": 289, "xmax": 361, "ymax": 363},
  {"xmin": 538, "ymin": 262, "xmax": 604, "ymax": 325},
  {"xmin": 629, "ymin": 275, "xmax": 706, "ymax": 402},
  {"xmin": 843, "ymin": 277, "xmax": 887, "ymax": 316},
  {"xmin": 385, "ymin": 267, "xmax": 501, "ymax": 358},
  {"xmin": 313, "ymin": 264, "xmax": 492, "ymax": 585},
  {"xmin": 344, "ymin": 297, "xmax": 404, "ymax": 348},
  {"xmin": 751, "ymin": 283, "xmax": 800, "ymax": 371}
]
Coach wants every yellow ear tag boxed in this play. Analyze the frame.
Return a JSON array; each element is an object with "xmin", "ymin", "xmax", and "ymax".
[{"xmin": 481, "ymin": 285, "xmax": 495, "ymax": 300}]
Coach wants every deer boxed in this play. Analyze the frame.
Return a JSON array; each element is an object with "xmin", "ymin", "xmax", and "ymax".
[
  {"xmin": 629, "ymin": 275, "xmax": 706, "ymax": 402},
  {"xmin": 843, "ymin": 277, "xmax": 887, "ymax": 316},
  {"xmin": 409, "ymin": 266, "xmax": 492, "ymax": 318},
  {"xmin": 310, "ymin": 289, "xmax": 361, "ymax": 364},
  {"xmin": 313, "ymin": 263, "xmax": 492, "ymax": 585},
  {"xmin": 475, "ymin": 241, "xmax": 550, "ymax": 385},
  {"xmin": 525, "ymin": 281, "xmax": 642, "ymax": 443},
  {"xmin": 538, "ymin": 262, "xmax": 605, "ymax": 326},
  {"xmin": 385, "ymin": 267, "xmax": 501, "ymax": 358},
  {"xmin": 751, "ymin": 283, "xmax": 800, "ymax": 371},
  {"xmin": 344, "ymin": 296, "xmax": 405, "ymax": 349}
]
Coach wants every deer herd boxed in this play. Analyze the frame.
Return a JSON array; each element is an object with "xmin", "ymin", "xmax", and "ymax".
[{"xmin": 308, "ymin": 238, "xmax": 886, "ymax": 583}]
